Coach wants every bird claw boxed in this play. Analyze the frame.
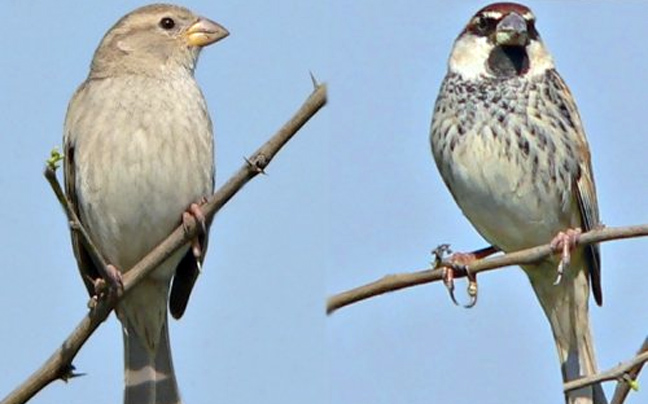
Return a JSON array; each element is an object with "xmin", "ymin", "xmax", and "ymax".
[
  {"xmin": 183, "ymin": 200, "xmax": 208, "ymax": 235},
  {"xmin": 465, "ymin": 270, "xmax": 478, "ymax": 308},
  {"xmin": 182, "ymin": 199, "xmax": 209, "ymax": 261},
  {"xmin": 442, "ymin": 266, "xmax": 460, "ymax": 306},
  {"xmin": 433, "ymin": 245, "xmax": 497, "ymax": 308},
  {"xmin": 86, "ymin": 264, "xmax": 123, "ymax": 308},
  {"xmin": 444, "ymin": 252, "xmax": 479, "ymax": 308},
  {"xmin": 550, "ymin": 228, "xmax": 581, "ymax": 284}
]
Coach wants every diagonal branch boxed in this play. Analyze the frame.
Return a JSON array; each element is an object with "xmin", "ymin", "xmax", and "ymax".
[
  {"xmin": 1, "ymin": 82, "xmax": 327, "ymax": 404},
  {"xmin": 326, "ymin": 224, "xmax": 648, "ymax": 315}
]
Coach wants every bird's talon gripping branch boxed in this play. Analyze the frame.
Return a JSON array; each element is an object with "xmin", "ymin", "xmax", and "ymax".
[
  {"xmin": 443, "ymin": 254, "xmax": 474, "ymax": 307},
  {"xmin": 442, "ymin": 266, "xmax": 460, "ymax": 306},
  {"xmin": 86, "ymin": 264, "xmax": 123, "ymax": 307},
  {"xmin": 105, "ymin": 264, "xmax": 124, "ymax": 291},
  {"xmin": 431, "ymin": 244, "xmax": 452, "ymax": 268},
  {"xmin": 98, "ymin": 264, "xmax": 123, "ymax": 296},
  {"xmin": 437, "ymin": 246, "xmax": 497, "ymax": 308},
  {"xmin": 465, "ymin": 274, "xmax": 478, "ymax": 308},
  {"xmin": 550, "ymin": 228, "xmax": 582, "ymax": 285},
  {"xmin": 183, "ymin": 200, "xmax": 209, "ymax": 261},
  {"xmin": 463, "ymin": 264, "xmax": 478, "ymax": 308}
]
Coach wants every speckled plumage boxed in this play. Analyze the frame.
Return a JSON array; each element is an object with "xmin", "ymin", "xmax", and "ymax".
[
  {"xmin": 430, "ymin": 3, "xmax": 605, "ymax": 403},
  {"xmin": 64, "ymin": 4, "xmax": 227, "ymax": 404}
]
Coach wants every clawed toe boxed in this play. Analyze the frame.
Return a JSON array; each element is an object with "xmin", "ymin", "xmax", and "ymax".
[
  {"xmin": 442, "ymin": 266, "xmax": 460, "ymax": 306},
  {"xmin": 434, "ymin": 246, "xmax": 496, "ymax": 308},
  {"xmin": 182, "ymin": 199, "xmax": 209, "ymax": 262},
  {"xmin": 86, "ymin": 264, "xmax": 123, "ymax": 307},
  {"xmin": 550, "ymin": 228, "xmax": 581, "ymax": 284},
  {"xmin": 183, "ymin": 201, "xmax": 208, "ymax": 235}
]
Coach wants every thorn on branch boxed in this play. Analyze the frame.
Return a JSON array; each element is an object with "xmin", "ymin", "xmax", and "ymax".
[
  {"xmin": 59, "ymin": 364, "xmax": 85, "ymax": 382},
  {"xmin": 309, "ymin": 71, "xmax": 320, "ymax": 89}
]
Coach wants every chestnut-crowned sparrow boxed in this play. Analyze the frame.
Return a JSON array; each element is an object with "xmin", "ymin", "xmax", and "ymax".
[{"xmin": 430, "ymin": 3, "xmax": 605, "ymax": 403}]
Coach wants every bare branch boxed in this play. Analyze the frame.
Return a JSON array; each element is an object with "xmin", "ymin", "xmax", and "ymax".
[
  {"xmin": 561, "ymin": 337, "xmax": 648, "ymax": 400},
  {"xmin": 326, "ymin": 224, "xmax": 648, "ymax": 315},
  {"xmin": 1, "ymin": 82, "xmax": 327, "ymax": 404},
  {"xmin": 610, "ymin": 337, "xmax": 648, "ymax": 404}
]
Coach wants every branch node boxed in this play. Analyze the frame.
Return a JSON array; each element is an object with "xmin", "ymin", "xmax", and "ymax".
[{"xmin": 245, "ymin": 154, "xmax": 268, "ymax": 175}]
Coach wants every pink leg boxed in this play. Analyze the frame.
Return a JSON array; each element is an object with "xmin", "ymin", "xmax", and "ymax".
[
  {"xmin": 87, "ymin": 264, "xmax": 123, "ymax": 308},
  {"xmin": 182, "ymin": 198, "xmax": 209, "ymax": 262},
  {"xmin": 549, "ymin": 228, "xmax": 582, "ymax": 285},
  {"xmin": 437, "ymin": 246, "xmax": 498, "ymax": 308}
]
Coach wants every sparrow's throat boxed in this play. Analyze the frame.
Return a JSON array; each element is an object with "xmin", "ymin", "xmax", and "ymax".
[{"xmin": 487, "ymin": 45, "xmax": 529, "ymax": 77}]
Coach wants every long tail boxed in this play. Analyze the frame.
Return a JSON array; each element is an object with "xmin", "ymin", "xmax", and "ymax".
[
  {"xmin": 526, "ymin": 262, "xmax": 607, "ymax": 404},
  {"xmin": 123, "ymin": 319, "xmax": 182, "ymax": 404}
]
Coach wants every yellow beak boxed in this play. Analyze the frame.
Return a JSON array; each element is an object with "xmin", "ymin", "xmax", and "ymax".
[{"xmin": 185, "ymin": 18, "xmax": 229, "ymax": 47}]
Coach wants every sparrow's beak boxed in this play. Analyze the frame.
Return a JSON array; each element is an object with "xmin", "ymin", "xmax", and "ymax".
[
  {"xmin": 494, "ymin": 12, "xmax": 529, "ymax": 46},
  {"xmin": 185, "ymin": 18, "xmax": 229, "ymax": 47}
]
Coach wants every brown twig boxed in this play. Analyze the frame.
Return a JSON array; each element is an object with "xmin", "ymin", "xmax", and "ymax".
[
  {"xmin": 562, "ymin": 337, "xmax": 648, "ymax": 398},
  {"xmin": 326, "ymin": 224, "xmax": 648, "ymax": 315},
  {"xmin": 1, "ymin": 82, "xmax": 327, "ymax": 404},
  {"xmin": 44, "ymin": 165, "xmax": 116, "ymax": 288},
  {"xmin": 610, "ymin": 337, "xmax": 648, "ymax": 404}
]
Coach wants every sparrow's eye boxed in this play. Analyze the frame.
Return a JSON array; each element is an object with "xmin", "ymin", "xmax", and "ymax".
[
  {"xmin": 473, "ymin": 16, "xmax": 495, "ymax": 36},
  {"xmin": 159, "ymin": 17, "xmax": 176, "ymax": 30}
]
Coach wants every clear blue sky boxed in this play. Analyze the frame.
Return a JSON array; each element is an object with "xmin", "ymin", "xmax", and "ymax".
[{"xmin": 1, "ymin": 1, "xmax": 647, "ymax": 404}]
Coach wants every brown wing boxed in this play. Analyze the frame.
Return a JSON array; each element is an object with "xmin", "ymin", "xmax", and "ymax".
[
  {"xmin": 64, "ymin": 139, "xmax": 101, "ymax": 297},
  {"xmin": 575, "ymin": 165, "xmax": 602, "ymax": 306},
  {"xmin": 548, "ymin": 70, "xmax": 602, "ymax": 306},
  {"xmin": 169, "ymin": 216, "xmax": 212, "ymax": 319}
]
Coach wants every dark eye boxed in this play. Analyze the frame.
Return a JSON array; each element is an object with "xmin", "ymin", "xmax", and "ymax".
[
  {"xmin": 473, "ymin": 16, "xmax": 493, "ymax": 35},
  {"xmin": 159, "ymin": 17, "xmax": 175, "ymax": 30}
]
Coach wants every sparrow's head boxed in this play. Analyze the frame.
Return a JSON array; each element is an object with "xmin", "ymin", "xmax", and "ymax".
[
  {"xmin": 448, "ymin": 2, "xmax": 554, "ymax": 80},
  {"xmin": 90, "ymin": 4, "xmax": 229, "ymax": 78}
]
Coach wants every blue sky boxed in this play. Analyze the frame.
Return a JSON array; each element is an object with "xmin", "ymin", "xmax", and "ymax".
[{"xmin": 1, "ymin": 1, "xmax": 647, "ymax": 404}]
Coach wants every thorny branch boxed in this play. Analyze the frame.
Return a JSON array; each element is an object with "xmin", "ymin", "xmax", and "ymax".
[{"xmin": 1, "ymin": 81, "xmax": 327, "ymax": 404}]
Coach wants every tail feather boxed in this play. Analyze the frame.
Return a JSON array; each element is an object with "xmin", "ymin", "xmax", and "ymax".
[
  {"xmin": 526, "ymin": 262, "xmax": 607, "ymax": 404},
  {"xmin": 123, "ymin": 320, "xmax": 182, "ymax": 404}
]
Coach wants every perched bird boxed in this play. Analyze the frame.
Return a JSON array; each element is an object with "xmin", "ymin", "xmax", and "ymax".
[
  {"xmin": 63, "ymin": 4, "xmax": 228, "ymax": 404},
  {"xmin": 430, "ymin": 3, "xmax": 605, "ymax": 403}
]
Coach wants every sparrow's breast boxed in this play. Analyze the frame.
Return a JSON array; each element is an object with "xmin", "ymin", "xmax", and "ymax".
[
  {"xmin": 67, "ymin": 75, "xmax": 215, "ymax": 272},
  {"xmin": 431, "ymin": 73, "xmax": 580, "ymax": 252}
]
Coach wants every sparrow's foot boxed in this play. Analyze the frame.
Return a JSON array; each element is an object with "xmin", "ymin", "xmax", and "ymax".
[
  {"xmin": 435, "ymin": 246, "xmax": 498, "ymax": 308},
  {"xmin": 446, "ymin": 252, "xmax": 479, "ymax": 308},
  {"xmin": 182, "ymin": 198, "xmax": 208, "ymax": 262},
  {"xmin": 550, "ymin": 228, "xmax": 582, "ymax": 285},
  {"xmin": 87, "ymin": 264, "xmax": 123, "ymax": 308}
]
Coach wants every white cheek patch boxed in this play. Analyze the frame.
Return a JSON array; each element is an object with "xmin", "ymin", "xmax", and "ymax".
[
  {"xmin": 448, "ymin": 35, "xmax": 492, "ymax": 81},
  {"xmin": 448, "ymin": 34, "xmax": 555, "ymax": 81},
  {"xmin": 525, "ymin": 39, "xmax": 555, "ymax": 77}
]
